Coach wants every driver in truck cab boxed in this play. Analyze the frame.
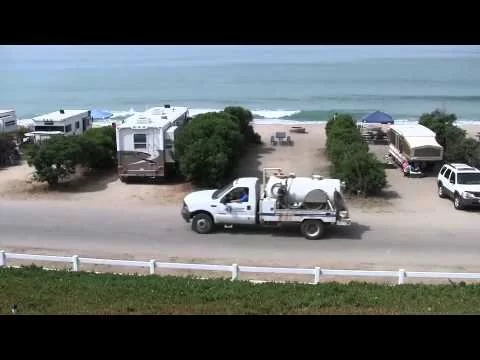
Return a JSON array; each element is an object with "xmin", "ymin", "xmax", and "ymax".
[{"xmin": 231, "ymin": 188, "xmax": 249, "ymax": 203}]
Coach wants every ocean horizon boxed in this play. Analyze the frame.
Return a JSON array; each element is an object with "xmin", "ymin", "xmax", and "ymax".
[{"xmin": 2, "ymin": 45, "xmax": 480, "ymax": 124}]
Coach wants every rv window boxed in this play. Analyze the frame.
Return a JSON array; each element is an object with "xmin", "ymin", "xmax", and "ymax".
[
  {"xmin": 444, "ymin": 169, "xmax": 452, "ymax": 179},
  {"xmin": 76, "ymin": 121, "xmax": 80, "ymax": 129},
  {"xmin": 34, "ymin": 126, "xmax": 65, "ymax": 132},
  {"xmin": 65, "ymin": 124, "xmax": 72, "ymax": 133},
  {"xmin": 134, "ymin": 134, "xmax": 147, "ymax": 149}
]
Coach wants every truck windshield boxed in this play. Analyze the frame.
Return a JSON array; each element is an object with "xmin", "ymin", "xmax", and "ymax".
[
  {"xmin": 458, "ymin": 173, "xmax": 480, "ymax": 185},
  {"xmin": 212, "ymin": 182, "xmax": 234, "ymax": 199}
]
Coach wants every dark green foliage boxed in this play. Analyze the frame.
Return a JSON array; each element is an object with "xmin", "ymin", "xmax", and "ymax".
[
  {"xmin": 332, "ymin": 151, "xmax": 387, "ymax": 195},
  {"xmin": 175, "ymin": 112, "xmax": 244, "ymax": 187},
  {"xmin": 325, "ymin": 113, "xmax": 387, "ymax": 195},
  {"xmin": 419, "ymin": 109, "xmax": 480, "ymax": 165},
  {"xmin": 2, "ymin": 266, "xmax": 480, "ymax": 314},
  {"xmin": 418, "ymin": 109, "xmax": 459, "ymax": 149},
  {"xmin": 25, "ymin": 126, "xmax": 118, "ymax": 186},
  {"xmin": 224, "ymin": 106, "xmax": 261, "ymax": 144},
  {"xmin": 224, "ymin": 106, "xmax": 253, "ymax": 135},
  {"xmin": 26, "ymin": 135, "xmax": 84, "ymax": 186},
  {"xmin": 325, "ymin": 114, "xmax": 357, "ymax": 137},
  {"xmin": 0, "ymin": 134, "xmax": 17, "ymax": 166},
  {"xmin": 78, "ymin": 126, "xmax": 117, "ymax": 170},
  {"xmin": 175, "ymin": 106, "xmax": 262, "ymax": 187}
]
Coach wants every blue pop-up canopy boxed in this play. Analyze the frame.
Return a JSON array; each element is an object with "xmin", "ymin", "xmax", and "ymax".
[
  {"xmin": 361, "ymin": 111, "xmax": 394, "ymax": 125},
  {"xmin": 91, "ymin": 109, "xmax": 113, "ymax": 120}
]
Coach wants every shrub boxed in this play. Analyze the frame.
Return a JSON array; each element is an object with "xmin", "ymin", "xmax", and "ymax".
[
  {"xmin": 325, "ymin": 114, "xmax": 357, "ymax": 137},
  {"xmin": 332, "ymin": 150, "xmax": 387, "ymax": 195},
  {"xmin": 78, "ymin": 126, "xmax": 117, "ymax": 170},
  {"xmin": 326, "ymin": 127, "xmax": 368, "ymax": 161},
  {"xmin": 418, "ymin": 109, "xmax": 480, "ymax": 164},
  {"xmin": 0, "ymin": 134, "xmax": 17, "ymax": 166},
  {"xmin": 325, "ymin": 113, "xmax": 387, "ymax": 195},
  {"xmin": 26, "ymin": 135, "xmax": 84, "ymax": 186},
  {"xmin": 26, "ymin": 125, "xmax": 117, "ymax": 186},
  {"xmin": 224, "ymin": 106, "xmax": 261, "ymax": 144},
  {"xmin": 175, "ymin": 112, "xmax": 244, "ymax": 187}
]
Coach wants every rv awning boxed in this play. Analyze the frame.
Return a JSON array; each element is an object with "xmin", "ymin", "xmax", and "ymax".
[
  {"xmin": 91, "ymin": 109, "xmax": 113, "ymax": 120},
  {"xmin": 405, "ymin": 136, "xmax": 443, "ymax": 150},
  {"xmin": 361, "ymin": 111, "xmax": 394, "ymax": 125}
]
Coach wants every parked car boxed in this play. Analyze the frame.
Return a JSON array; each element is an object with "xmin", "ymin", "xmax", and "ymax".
[{"xmin": 437, "ymin": 163, "xmax": 480, "ymax": 210}]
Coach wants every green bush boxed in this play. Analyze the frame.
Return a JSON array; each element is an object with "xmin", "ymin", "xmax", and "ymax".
[
  {"xmin": 325, "ymin": 113, "xmax": 387, "ymax": 195},
  {"xmin": 0, "ymin": 134, "xmax": 17, "ymax": 166},
  {"xmin": 326, "ymin": 127, "xmax": 368, "ymax": 161},
  {"xmin": 175, "ymin": 112, "xmax": 244, "ymax": 187},
  {"xmin": 418, "ymin": 109, "xmax": 480, "ymax": 165},
  {"xmin": 26, "ymin": 135, "xmax": 84, "ymax": 186},
  {"xmin": 26, "ymin": 126, "xmax": 118, "ymax": 186},
  {"xmin": 325, "ymin": 114, "xmax": 357, "ymax": 137},
  {"xmin": 224, "ymin": 106, "xmax": 261, "ymax": 144},
  {"xmin": 78, "ymin": 126, "xmax": 117, "ymax": 170},
  {"xmin": 332, "ymin": 150, "xmax": 387, "ymax": 195}
]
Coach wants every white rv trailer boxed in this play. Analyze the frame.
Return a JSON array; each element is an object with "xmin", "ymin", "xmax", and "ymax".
[
  {"xmin": 0, "ymin": 110, "xmax": 18, "ymax": 134},
  {"xmin": 116, "ymin": 105, "xmax": 189, "ymax": 181},
  {"xmin": 31, "ymin": 109, "xmax": 92, "ymax": 137},
  {"xmin": 387, "ymin": 124, "xmax": 443, "ymax": 170}
]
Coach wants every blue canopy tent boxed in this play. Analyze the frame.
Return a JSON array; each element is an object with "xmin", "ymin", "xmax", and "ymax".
[
  {"xmin": 361, "ymin": 111, "xmax": 394, "ymax": 125},
  {"xmin": 91, "ymin": 109, "xmax": 113, "ymax": 120}
]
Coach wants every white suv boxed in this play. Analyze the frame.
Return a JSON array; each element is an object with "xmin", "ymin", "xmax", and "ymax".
[{"xmin": 437, "ymin": 163, "xmax": 480, "ymax": 210}]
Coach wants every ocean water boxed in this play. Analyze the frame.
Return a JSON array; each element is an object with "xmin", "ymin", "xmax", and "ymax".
[{"xmin": 1, "ymin": 45, "xmax": 480, "ymax": 124}]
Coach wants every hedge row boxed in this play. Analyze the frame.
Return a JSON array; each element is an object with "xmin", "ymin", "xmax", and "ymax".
[
  {"xmin": 419, "ymin": 109, "xmax": 480, "ymax": 167},
  {"xmin": 26, "ymin": 126, "xmax": 117, "ymax": 186},
  {"xmin": 325, "ymin": 114, "xmax": 387, "ymax": 195},
  {"xmin": 175, "ymin": 106, "xmax": 261, "ymax": 187}
]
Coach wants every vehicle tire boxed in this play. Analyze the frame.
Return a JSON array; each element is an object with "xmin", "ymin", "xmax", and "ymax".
[
  {"xmin": 454, "ymin": 195, "xmax": 464, "ymax": 210},
  {"xmin": 438, "ymin": 184, "xmax": 445, "ymax": 198},
  {"xmin": 120, "ymin": 176, "xmax": 129, "ymax": 183},
  {"xmin": 192, "ymin": 213, "xmax": 214, "ymax": 234},
  {"xmin": 300, "ymin": 220, "xmax": 325, "ymax": 240}
]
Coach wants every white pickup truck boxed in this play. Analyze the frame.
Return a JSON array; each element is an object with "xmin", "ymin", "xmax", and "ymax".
[{"xmin": 181, "ymin": 168, "xmax": 351, "ymax": 240}]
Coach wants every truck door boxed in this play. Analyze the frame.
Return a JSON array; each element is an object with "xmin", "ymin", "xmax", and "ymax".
[{"xmin": 216, "ymin": 186, "xmax": 256, "ymax": 225}]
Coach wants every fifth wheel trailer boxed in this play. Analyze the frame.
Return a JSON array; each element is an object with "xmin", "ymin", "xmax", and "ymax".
[{"xmin": 116, "ymin": 105, "xmax": 189, "ymax": 182}]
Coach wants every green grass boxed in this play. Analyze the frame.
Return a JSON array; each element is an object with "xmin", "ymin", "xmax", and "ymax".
[{"xmin": 1, "ymin": 266, "xmax": 480, "ymax": 314}]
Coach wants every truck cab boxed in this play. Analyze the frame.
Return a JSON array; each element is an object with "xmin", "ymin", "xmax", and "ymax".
[{"xmin": 182, "ymin": 177, "xmax": 259, "ymax": 232}]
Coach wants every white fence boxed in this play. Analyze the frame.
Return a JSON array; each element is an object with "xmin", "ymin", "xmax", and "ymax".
[{"xmin": 2, "ymin": 250, "xmax": 480, "ymax": 285}]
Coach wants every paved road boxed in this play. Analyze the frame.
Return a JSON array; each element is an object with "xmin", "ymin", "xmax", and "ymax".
[{"xmin": 1, "ymin": 200, "xmax": 480, "ymax": 271}]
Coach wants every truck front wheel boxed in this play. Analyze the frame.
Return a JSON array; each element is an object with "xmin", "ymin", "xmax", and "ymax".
[
  {"xmin": 192, "ymin": 213, "xmax": 214, "ymax": 234},
  {"xmin": 300, "ymin": 220, "xmax": 325, "ymax": 240}
]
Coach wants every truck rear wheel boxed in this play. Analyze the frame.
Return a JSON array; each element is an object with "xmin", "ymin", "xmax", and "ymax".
[
  {"xmin": 192, "ymin": 213, "xmax": 214, "ymax": 234},
  {"xmin": 300, "ymin": 220, "xmax": 325, "ymax": 240}
]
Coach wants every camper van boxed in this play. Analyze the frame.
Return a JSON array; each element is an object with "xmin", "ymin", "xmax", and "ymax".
[
  {"xmin": 387, "ymin": 124, "xmax": 444, "ymax": 173},
  {"xmin": 0, "ymin": 110, "xmax": 18, "ymax": 134},
  {"xmin": 24, "ymin": 109, "xmax": 92, "ymax": 143},
  {"xmin": 116, "ymin": 105, "xmax": 189, "ymax": 182}
]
